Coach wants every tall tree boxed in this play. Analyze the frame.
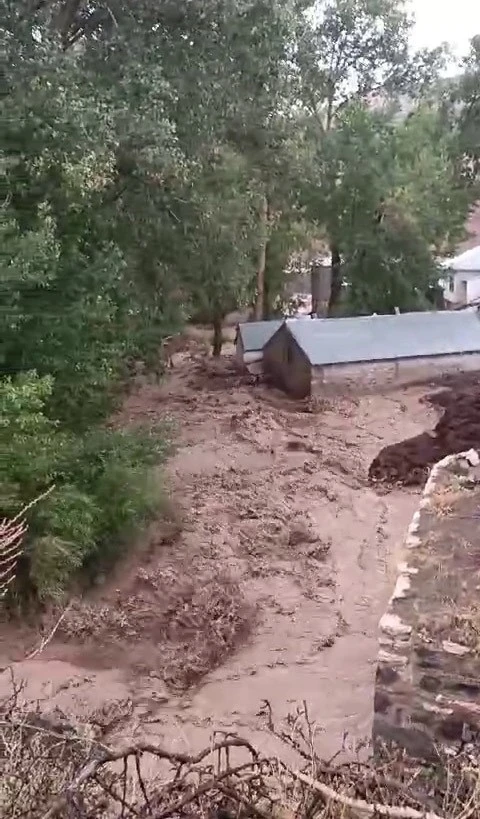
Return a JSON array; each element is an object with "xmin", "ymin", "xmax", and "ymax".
[
  {"xmin": 445, "ymin": 35, "xmax": 480, "ymax": 188},
  {"xmin": 307, "ymin": 104, "xmax": 471, "ymax": 314},
  {"xmin": 175, "ymin": 148, "xmax": 260, "ymax": 355},
  {"xmin": 296, "ymin": 0, "xmax": 447, "ymax": 312}
]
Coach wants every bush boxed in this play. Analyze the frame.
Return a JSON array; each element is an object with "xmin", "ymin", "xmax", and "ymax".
[{"xmin": 0, "ymin": 372, "xmax": 171, "ymax": 602}]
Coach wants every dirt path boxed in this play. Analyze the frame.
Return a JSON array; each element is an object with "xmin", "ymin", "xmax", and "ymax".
[{"xmin": 0, "ymin": 358, "xmax": 437, "ymax": 763}]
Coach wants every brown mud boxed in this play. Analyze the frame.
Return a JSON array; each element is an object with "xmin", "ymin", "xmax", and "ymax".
[
  {"xmin": 369, "ymin": 372, "xmax": 480, "ymax": 487},
  {"xmin": 0, "ymin": 354, "xmax": 436, "ymax": 765}
]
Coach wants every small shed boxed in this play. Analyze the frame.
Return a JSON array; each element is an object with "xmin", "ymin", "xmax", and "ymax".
[
  {"xmin": 441, "ymin": 245, "xmax": 480, "ymax": 307},
  {"xmin": 263, "ymin": 311, "xmax": 480, "ymax": 398},
  {"xmin": 235, "ymin": 320, "xmax": 283, "ymax": 372}
]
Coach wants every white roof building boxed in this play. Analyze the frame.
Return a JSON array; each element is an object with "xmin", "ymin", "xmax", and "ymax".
[{"xmin": 441, "ymin": 245, "xmax": 480, "ymax": 307}]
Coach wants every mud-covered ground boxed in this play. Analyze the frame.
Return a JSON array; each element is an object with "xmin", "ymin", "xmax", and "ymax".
[
  {"xmin": 369, "ymin": 372, "xmax": 480, "ymax": 487},
  {"xmin": 0, "ymin": 355, "xmax": 436, "ymax": 766}
]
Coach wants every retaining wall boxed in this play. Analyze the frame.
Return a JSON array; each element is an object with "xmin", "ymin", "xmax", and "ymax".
[{"xmin": 373, "ymin": 448, "xmax": 480, "ymax": 759}]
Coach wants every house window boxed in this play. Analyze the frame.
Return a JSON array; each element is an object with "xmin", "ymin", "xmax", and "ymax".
[{"xmin": 448, "ymin": 275, "xmax": 455, "ymax": 293}]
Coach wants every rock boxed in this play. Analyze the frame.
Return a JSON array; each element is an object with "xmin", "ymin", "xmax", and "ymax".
[
  {"xmin": 379, "ymin": 613, "xmax": 412, "ymax": 637},
  {"xmin": 442, "ymin": 640, "xmax": 470, "ymax": 656},
  {"xmin": 465, "ymin": 448, "xmax": 480, "ymax": 467}
]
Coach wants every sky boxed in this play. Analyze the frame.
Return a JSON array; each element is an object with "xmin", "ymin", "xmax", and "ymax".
[{"xmin": 410, "ymin": 0, "xmax": 480, "ymax": 57}]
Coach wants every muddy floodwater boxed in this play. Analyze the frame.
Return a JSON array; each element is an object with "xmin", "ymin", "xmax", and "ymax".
[{"xmin": 0, "ymin": 356, "xmax": 437, "ymax": 769}]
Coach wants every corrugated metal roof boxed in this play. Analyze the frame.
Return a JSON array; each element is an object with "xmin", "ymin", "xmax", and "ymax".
[
  {"xmin": 285, "ymin": 311, "xmax": 480, "ymax": 366},
  {"xmin": 238, "ymin": 320, "xmax": 283, "ymax": 352}
]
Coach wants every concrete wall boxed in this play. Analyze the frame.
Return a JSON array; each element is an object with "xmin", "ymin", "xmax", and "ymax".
[
  {"xmin": 373, "ymin": 449, "xmax": 480, "ymax": 759},
  {"xmin": 311, "ymin": 352, "xmax": 480, "ymax": 395},
  {"xmin": 443, "ymin": 271, "xmax": 480, "ymax": 307},
  {"xmin": 263, "ymin": 329, "xmax": 312, "ymax": 399}
]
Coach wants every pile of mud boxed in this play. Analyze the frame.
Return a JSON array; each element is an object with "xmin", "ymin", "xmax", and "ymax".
[
  {"xmin": 187, "ymin": 356, "xmax": 263, "ymax": 391},
  {"xmin": 369, "ymin": 377, "xmax": 480, "ymax": 487}
]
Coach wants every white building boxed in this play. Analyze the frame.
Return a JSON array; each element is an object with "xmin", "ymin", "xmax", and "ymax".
[{"xmin": 441, "ymin": 245, "xmax": 480, "ymax": 307}]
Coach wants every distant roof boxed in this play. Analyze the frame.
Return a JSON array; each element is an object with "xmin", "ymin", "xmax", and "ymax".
[
  {"xmin": 444, "ymin": 244, "xmax": 480, "ymax": 273},
  {"xmin": 283, "ymin": 311, "xmax": 480, "ymax": 366},
  {"xmin": 238, "ymin": 320, "xmax": 283, "ymax": 352}
]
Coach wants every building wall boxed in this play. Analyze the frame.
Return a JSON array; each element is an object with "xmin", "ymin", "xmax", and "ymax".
[
  {"xmin": 235, "ymin": 334, "xmax": 245, "ymax": 365},
  {"xmin": 442, "ymin": 271, "xmax": 480, "ymax": 306},
  {"xmin": 263, "ymin": 329, "xmax": 312, "ymax": 399},
  {"xmin": 373, "ymin": 450, "xmax": 480, "ymax": 759},
  {"xmin": 311, "ymin": 352, "xmax": 480, "ymax": 395}
]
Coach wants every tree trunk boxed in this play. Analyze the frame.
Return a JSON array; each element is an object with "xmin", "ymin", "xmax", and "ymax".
[
  {"xmin": 263, "ymin": 273, "xmax": 271, "ymax": 320},
  {"xmin": 328, "ymin": 244, "xmax": 342, "ymax": 316},
  {"xmin": 212, "ymin": 315, "xmax": 223, "ymax": 357},
  {"xmin": 255, "ymin": 195, "xmax": 268, "ymax": 321},
  {"xmin": 262, "ymin": 237, "xmax": 274, "ymax": 319},
  {"xmin": 311, "ymin": 262, "xmax": 331, "ymax": 317}
]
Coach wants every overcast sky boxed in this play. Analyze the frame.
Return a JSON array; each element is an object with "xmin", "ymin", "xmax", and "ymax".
[{"xmin": 410, "ymin": 0, "xmax": 480, "ymax": 56}]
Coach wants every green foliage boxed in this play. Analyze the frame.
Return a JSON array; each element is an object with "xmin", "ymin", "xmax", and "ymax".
[
  {"xmin": 1, "ymin": 2, "xmax": 184, "ymax": 429},
  {"xmin": 443, "ymin": 35, "xmax": 480, "ymax": 188},
  {"xmin": 0, "ymin": 373, "xmax": 170, "ymax": 601},
  {"xmin": 297, "ymin": 0, "xmax": 473, "ymax": 312},
  {"xmin": 178, "ymin": 148, "xmax": 260, "ymax": 326},
  {"xmin": 306, "ymin": 104, "xmax": 471, "ymax": 312}
]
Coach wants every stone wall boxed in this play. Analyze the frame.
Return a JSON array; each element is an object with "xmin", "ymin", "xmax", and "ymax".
[
  {"xmin": 373, "ymin": 448, "xmax": 480, "ymax": 759},
  {"xmin": 312, "ymin": 352, "xmax": 480, "ymax": 395}
]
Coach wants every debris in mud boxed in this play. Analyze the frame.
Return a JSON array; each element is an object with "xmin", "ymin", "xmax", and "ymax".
[
  {"xmin": 2, "ymin": 688, "xmax": 480, "ymax": 819},
  {"xmin": 369, "ymin": 377, "xmax": 480, "ymax": 487},
  {"xmin": 188, "ymin": 357, "xmax": 263, "ymax": 391},
  {"xmin": 285, "ymin": 437, "xmax": 320, "ymax": 453},
  {"xmin": 0, "ymin": 356, "xmax": 433, "ymax": 766},
  {"xmin": 59, "ymin": 568, "xmax": 254, "ymax": 691},
  {"xmin": 314, "ymin": 633, "xmax": 336, "ymax": 650},
  {"xmin": 287, "ymin": 519, "xmax": 328, "ymax": 552}
]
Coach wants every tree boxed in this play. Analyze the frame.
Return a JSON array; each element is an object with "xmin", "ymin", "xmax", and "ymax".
[
  {"xmin": 296, "ymin": 0, "xmax": 448, "ymax": 312},
  {"xmin": 444, "ymin": 35, "xmax": 480, "ymax": 188},
  {"xmin": 310, "ymin": 104, "xmax": 471, "ymax": 314},
  {"xmin": 176, "ymin": 148, "xmax": 259, "ymax": 355},
  {"xmin": 0, "ymin": 2, "xmax": 179, "ymax": 600}
]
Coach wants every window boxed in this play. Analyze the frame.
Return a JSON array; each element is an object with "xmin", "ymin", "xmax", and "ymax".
[{"xmin": 448, "ymin": 275, "xmax": 455, "ymax": 293}]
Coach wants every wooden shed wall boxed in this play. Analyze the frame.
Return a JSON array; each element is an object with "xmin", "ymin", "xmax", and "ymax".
[{"xmin": 263, "ymin": 327, "xmax": 312, "ymax": 399}]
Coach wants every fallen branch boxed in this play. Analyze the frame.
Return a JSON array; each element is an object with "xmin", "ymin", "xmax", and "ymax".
[
  {"xmin": 293, "ymin": 771, "xmax": 444, "ymax": 819},
  {"xmin": 25, "ymin": 602, "xmax": 73, "ymax": 661},
  {"xmin": 41, "ymin": 737, "xmax": 259, "ymax": 818}
]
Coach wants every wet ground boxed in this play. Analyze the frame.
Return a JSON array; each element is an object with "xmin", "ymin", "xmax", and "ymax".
[{"xmin": 0, "ymin": 356, "xmax": 438, "ymax": 768}]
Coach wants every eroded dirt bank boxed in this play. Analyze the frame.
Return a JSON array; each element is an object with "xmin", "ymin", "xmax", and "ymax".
[
  {"xmin": 370, "ymin": 372, "xmax": 480, "ymax": 486},
  {"xmin": 0, "ymin": 358, "xmax": 437, "ymax": 762}
]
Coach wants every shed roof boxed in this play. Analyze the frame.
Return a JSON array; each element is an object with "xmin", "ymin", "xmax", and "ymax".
[
  {"xmin": 283, "ymin": 311, "xmax": 480, "ymax": 366},
  {"xmin": 444, "ymin": 244, "xmax": 480, "ymax": 273},
  {"xmin": 237, "ymin": 320, "xmax": 283, "ymax": 353}
]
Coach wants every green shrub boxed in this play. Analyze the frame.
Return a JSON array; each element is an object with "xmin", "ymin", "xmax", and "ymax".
[{"xmin": 0, "ymin": 372, "xmax": 171, "ymax": 602}]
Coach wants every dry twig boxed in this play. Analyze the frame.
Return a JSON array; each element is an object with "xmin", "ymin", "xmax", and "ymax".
[
  {"xmin": 25, "ymin": 602, "xmax": 74, "ymax": 661},
  {"xmin": 293, "ymin": 770, "xmax": 444, "ymax": 819}
]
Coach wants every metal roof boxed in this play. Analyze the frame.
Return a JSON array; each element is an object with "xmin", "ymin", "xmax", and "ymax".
[
  {"xmin": 284, "ymin": 311, "xmax": 480, "ymax": 366},
  {"xmin": 237, "ymin": 320, "xmax": 283, "ymax": 352}
]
